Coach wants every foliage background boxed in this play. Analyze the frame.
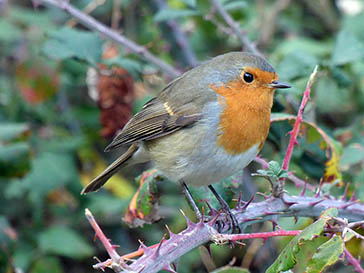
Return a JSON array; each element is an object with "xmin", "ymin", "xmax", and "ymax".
[{"xmin": 1, "ymin": 0, "xmax": 364, "ymax": 272}]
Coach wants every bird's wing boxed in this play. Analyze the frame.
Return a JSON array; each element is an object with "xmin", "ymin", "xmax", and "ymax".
[{"xmin": 104, "ymin": 96, "xmax": 202, "ymax": 151}]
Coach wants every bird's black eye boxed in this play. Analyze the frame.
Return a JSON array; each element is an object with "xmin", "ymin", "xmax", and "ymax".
[{"xmin": 243, "ymin": 72, "xmax": 254, "ymax": 83}]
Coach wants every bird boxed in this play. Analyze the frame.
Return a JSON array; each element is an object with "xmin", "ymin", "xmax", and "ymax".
[{"xmin": 81, "ymin": 52, "xmax": 290, "ymax": 232}]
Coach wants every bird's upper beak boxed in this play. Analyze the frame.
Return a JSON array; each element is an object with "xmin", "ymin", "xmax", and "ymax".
[{"xmin": 269, "ymin": 80, "xmax": 291, "ymax": 89}]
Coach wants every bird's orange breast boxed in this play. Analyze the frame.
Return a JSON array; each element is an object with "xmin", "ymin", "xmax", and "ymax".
[{"xmin": 210, "ymin": 77, "xmax": 274, "ymax": 155}]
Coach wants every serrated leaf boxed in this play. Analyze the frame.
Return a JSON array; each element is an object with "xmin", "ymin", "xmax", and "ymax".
[
  {"xmin": 38, "ymin": 227, "xmax": 93, "ymax": 259},
  {"xmin": 306, "ymin": 236, "xmax": 343, "ymax": 273},
  {"xmin": 42, "ymin": 27, "xmax": 102, "ymax": 65},
  {"xmin": 332, "ymin": 30, "xmax": 364, "ymax": 65},
  {"xmin": 154, "ymin": 9, "xmax": 200, "ymax": 22},
  {"xmin": 268, "ymin": 161, "xmax": 281, "ymax": 175},
  {"xmin": 0, "ymin": 123, "xmax": 29, "ymax": 141},
  {"xmin": 266, "ymin": 208, "xmax": 336, "ymax": 273}
]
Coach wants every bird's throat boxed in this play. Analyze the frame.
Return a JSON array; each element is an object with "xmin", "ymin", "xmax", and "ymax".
[{"xmin": 211, "ymin": 81, "xmax": 274, "ymax": 155}]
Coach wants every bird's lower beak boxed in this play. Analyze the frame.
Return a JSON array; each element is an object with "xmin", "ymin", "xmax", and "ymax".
[{"xmin": 269, "ymin": 80, "xmax": 291, "ymax": 89}]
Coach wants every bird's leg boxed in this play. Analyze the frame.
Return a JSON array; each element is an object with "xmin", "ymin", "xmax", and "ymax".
[
  {"xmin": 180, "ymin": 182, "xmax": 202, "ymax": 220},
  {"xmin": 208, "ymin": 185, "xmax": 241, "ymax": 234}
]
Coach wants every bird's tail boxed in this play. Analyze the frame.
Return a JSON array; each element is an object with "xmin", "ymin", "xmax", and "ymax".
[{"xmin": 81, "ymin": 144, "xmax": 138, "ymax": 194}]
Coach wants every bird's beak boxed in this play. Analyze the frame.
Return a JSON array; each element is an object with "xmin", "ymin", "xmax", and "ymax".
[{"xmin": 269, "ymin": 80, "xmax": 291, "ymax": 89}]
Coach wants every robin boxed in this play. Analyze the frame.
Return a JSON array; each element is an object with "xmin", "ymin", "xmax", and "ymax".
[{"xmin": 81, "ymin": 52, "xmax": 290, "ymax": 232}]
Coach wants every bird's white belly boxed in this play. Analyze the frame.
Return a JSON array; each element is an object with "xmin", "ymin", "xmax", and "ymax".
[{"xmin": 145, "ymin": 101, "xmax": 260, "ymax": 186}]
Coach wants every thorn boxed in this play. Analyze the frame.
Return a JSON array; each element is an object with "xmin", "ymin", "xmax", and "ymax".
[
  {"xmin": 162, "ymin": 264, "xmax": 177, "ymax": 273},
  {"xmin": 314, "ymin": 179, "xmax": 324, "ymax": 198},
  {"xmin": 242, "ymin": 195, "xmax": 255, "ymax": 210},
  {"xmin": 243, "ymin": 217, "xmax": 263, "ymax": 223},
  {"xmin": 208, "ymin": 210, "xmax": 222, "ymax": 227},
  {"xmin": 341, "ymin": 200, "xmax": 360, "ymax": 209},
  {"xmin": 138, "ymin": 240, "xmax": 152, "ymax": 255},
  {"xmin": 236, "ymin": 192, "xmax": 243, "ymax": 209},
  {"xmin": 350, "ymin": 186, "xmax": 357, "ymax": 202},
  {"xmin": 165, "ymin": 224, "xmax": 175, "ymax": 238},
  {"xmin": 294, "ymin": 215, "xmax": 298, "ymax": 224},
  {"xmin": 309, "ymin": 199, "xmax": 325, "ymax": 207},
  {"xmin": 300, "ymin": 181, "xmax": 307, "ymax": 196},
  {"xmin": 271, "ymin": 219, "xmax": 278, "ymax": 230},
  {"xmin": 341, "ymin": 183, "xmax": 350, "ymax": 201},
  {"xmin": 111, "ymin": 244, "xmax": 120, "ymax": 249},
  {"xmin": 256, "ymin": 192, "xmax": 270, "ymax": 199},
  {"xmin": 198, "ymin": 207, "xmax": 205, "ymax": 226},
  {"xmin": 137, "ymin": 265, "xmax": 146, "ymax": 273},
  {"xmin": 172, "ymin": 261, "xmax": 178, "ymax": 271},
  {"xmin": 152, "ymin": 235, "xmax": 166, "ymax": 259},
  {"xmin": 264, "ymin": 211, "xmax": 284, "ymax": 216},
  {"xmin": 180, "ymin": 209, "xmax": 196, "ymax": 228},
  {"xmin": 205, "ymin": 200, "xmax": 217, "ymax": 216},
  {"xmin": 281, "ymin": 195, "xmax": 298, "ymax": 207}
]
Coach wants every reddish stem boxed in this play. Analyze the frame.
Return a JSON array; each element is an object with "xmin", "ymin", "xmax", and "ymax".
[
  {"xmin": 282, "ymin": 66, "xmax": 319, "ymax": 173},
  {"xmin": 218, "ymin": 229, "xmax": 301, "ymax": 241},
  {"xmin": 85, "ymin": 209, "xmax": 121, "ymax": 263},
  {"xmin": 344, "ymin": 247, "xmax": 364, "ymax": 273}
]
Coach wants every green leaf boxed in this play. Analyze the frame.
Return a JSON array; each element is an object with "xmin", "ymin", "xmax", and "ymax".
[
  {"xmin": 222, "ymin": 0, "xmax": 247, "ymax": 11},
  {"xmin": 0, "ymin": 143, "xmax": 31, "ymax": 177},
  {"xmin": 212, "ymin": 266, "xmax": 250, "ymax": 273},
  {"xmin": 315, "ymin": 76, "xmax": 350, "ymax": 113},
  {"xmin": 103, "ymin": 57, "xmax": 143, "ymax": 78},
  {"xmin": 0, "ymin": 142, "xmax": 30, "ymax": 164},
  {"xmin": 5, "ymin": 152, "xmax": 78, "ymax": 200},
  {"xmin": 0, "ymin": 123, "xmax": 29, "ymax": 141},
  {"xmin": 306, "ymin": 236, "xmax": 343, "ymax": 273},
  {"xmin": 30, "ymin": 256, "xmax": 64, "ymax": 273},
  {"xmin": 331, "ymin": 30, "xmax": 364, "ymax": 65},
  {"xmin": 180, "ymin": 0, "xmax": 197, "ymax": 8},
  {"xmin": 340, "ymin": 143, "xmax": 364, "ymax": 170},
  {"xmin": 276, "ymin": 51, "xmax": 318, "ymax": 81},
  {"xmin": 266, "ymin": 208, "xmax": 337, "ymax": 273},
  {"xmin": 0, "ymin": 20, "xmax": 23, "ymax": 42},
  {"xmin": 38, "ymin": 227, "xmax": 93, "ymax": 259},
  {"xmin": 42, "ymin": 27, "xmax": 102, "ymax": 65},
  {"xmin": 154, "ymin": 9, "xmax": 200, "ymax": 22}
]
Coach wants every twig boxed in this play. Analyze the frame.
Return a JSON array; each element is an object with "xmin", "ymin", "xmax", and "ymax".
[
  {"xmin": 36, "ymin": 0, "xmax": 182, "ymax": 78},
  {"xmin": 344, "ymin": 247, "xmax": 364, "ymax": 273},
  {"xmin": 210, "ymin": 0, "xmax": 262, "ymax": 57},
  {"xmin": 154, "ymin": 0, "xmax": 199, "ymax": 67},
  {"xmin": 282, "ymin": 66, "xmax": 319, "ymax": 174},
  {"xmin": 85, "ymin": 209, "xmax": 124, "ymax": 272},
  {"xmin": 257, "ymin": 0, "xmax": 291, "ymax": 48},
  {"xmin": 214, "ymin": 229, "xmax": 301, "ymax": 243}
]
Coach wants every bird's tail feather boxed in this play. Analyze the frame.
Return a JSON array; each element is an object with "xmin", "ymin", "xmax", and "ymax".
[{"xmin": 81, "ymin": 144, "xmax": 138, "ymax": 194}]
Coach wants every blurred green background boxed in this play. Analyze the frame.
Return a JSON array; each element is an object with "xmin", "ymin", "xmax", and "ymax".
[{"xmin": 1, "ymin": 0, "xmax": 364, "ymax": 272}]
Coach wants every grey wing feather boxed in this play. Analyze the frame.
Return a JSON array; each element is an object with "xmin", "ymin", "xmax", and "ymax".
[{"xmin": 104, "ymin": 98, "xmax": 202, "ymax": 151}]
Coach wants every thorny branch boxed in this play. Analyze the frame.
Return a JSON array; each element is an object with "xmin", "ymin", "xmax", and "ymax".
[
  {"xmin": 86, "ymin": 193, "xmax": 364, "ymax": 273},
  {"xmin": 36, "ymin": 0, "xmax": 182, "ymax": 78}
]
